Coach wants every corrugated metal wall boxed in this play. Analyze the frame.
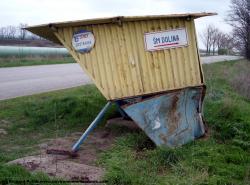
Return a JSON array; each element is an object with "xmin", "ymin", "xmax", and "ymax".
[{"xmin": 54, "ymin": 18, "xmax": 203, "ymax": 100}]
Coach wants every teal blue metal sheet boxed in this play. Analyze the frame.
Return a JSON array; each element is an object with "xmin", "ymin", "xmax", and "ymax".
[{"xmin": 121, "ymin": 87, "xmax": 205, "ymax": 147}]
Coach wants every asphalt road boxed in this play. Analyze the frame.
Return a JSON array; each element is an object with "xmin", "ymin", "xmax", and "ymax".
[
  {"xmin": 201, "ymin": 55, "xmax": 243, "ymax": 64},
  {"xmin": 0, "ymin": 55, "xmax": 243, "ymax": 100},
  {"xmin": 0, "ymin": 64, "xmax": 91, "ymax": 100}
]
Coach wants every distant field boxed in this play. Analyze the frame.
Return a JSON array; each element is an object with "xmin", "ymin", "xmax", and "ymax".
[
  {"xmin": 0, "ymin": 38, "xmax": 61, "ymax": 48},
  {"xmin": 0, "ymin": 57, "xmax": 76, "ymax": 67},
  {"xmin": 0, "ymin": 46, "xmax": 75, "ymax": 67},
  {"xmin": 0, "ymin": 60, "xmax": 249, "ymax": 184}
]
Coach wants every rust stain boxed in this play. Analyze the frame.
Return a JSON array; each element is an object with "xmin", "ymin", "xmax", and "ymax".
[
  {"xmin": 166, "ymin": 95, "xmax": 180, "ymax": 136},
  {"xmin": 159, "ymin": 133, "xmax": 168, "ymax": 143},
  {"xmin": 192, "ymin": 93, "xmax": 200, "ymax": 101}
]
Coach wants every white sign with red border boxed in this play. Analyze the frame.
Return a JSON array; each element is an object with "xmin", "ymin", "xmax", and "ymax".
[{"xmin": 144, "ymin": 28, "xmax": 188, "ymax": 51}]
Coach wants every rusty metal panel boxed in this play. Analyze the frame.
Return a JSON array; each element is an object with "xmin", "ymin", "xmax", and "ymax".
[
  {"xmin": 54, "ymin": 18, "xmax": 203, "ymax": 100},
  {"xmin": 121, "ymin": 86, "xmax": 205, "ymax": 147}
]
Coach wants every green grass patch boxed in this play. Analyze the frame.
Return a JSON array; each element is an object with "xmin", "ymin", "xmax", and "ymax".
[
  {"xmin": 0, "ymin": 60, "xmax": 250, "ymax": 184},
  {"xmin": 0, "ymin": 84, "xmax": 114, "ymax": 184},
  {"xmin": 99, "ymin": 60, "xmax": 250, "ymax": 185},
  {"xmin": 0, "ymin": 164, "xmax": 68, "ymax": 185},
  {"xmin": 100, "ymin": 134, "xmax": 250, "ymax": 185},
  {"xmin": 0, "ymin": 56, "xmax": 75, "ymax": 67},
  {"xmin": 0, "ymin": 85, "xmax": 113, "ymax": 160},
  {"xmin": 203, "ymin": 60, "xmax": 250, "ymax": 148}
]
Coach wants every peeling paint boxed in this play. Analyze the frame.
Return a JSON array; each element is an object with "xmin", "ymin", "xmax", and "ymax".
[{"xmin": 121, "ymin": 86, "xmax": 205, "ymax": 147}]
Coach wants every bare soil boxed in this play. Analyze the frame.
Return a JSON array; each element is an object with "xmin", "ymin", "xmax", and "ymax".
[{"xmin": 8, "ymin": 118, "xmax": 139, "ymax": 181}]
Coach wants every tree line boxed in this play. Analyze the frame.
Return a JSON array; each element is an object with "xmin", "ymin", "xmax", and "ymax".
[
  {"xmin": 0, "ymin": 23, "xmax": 43, "ymax": 40},
  {"xmin": 200, "ymin": 25, "xmax": 235, "ymax": 55},
  {"xmin": 0, "ymin": 0, "xmax": 249, "ymax": 59},
  {"xmin": 227, "ymin": 0, "xmax": 250, "ymax": 60},
  {"xmin": 201, "ymin": 0, "xmax": 250, "ymax": 59}
]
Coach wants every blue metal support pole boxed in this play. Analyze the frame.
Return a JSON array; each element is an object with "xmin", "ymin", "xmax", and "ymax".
[{"xmin": 72, "ymin": 101, "xmax": 112, "ymax": 152}]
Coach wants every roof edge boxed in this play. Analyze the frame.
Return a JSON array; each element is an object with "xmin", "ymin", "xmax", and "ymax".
[
  {"xmin": 25, "ymin": 12, "xmax": 217, "ymax": 45},
  {"xmin": 26, "ymin": 12, "xmax": 217, "ymax": 29}
]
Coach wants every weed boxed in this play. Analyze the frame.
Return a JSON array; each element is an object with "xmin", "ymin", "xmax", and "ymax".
[
  {"xmin": 100, "ymin": 134, "xmax": 250, "ymax": 185},
  {"xmin": 99, "ymin": 60, "xmax": 250, "ymax": 184},
  {"xmin": 0, "ymin": 56, "xmax": 75, "ymax": 67},
  {"xmin": 0, "ymin": 164, "xmax": 69, "ymax": 185},
  {"xmin": 1, "ymin": 60, "xmax": 250, "ymax": 184},
  {"xmin": 229, "ymin": 61, "xmax": 250, "ymax": 100}
]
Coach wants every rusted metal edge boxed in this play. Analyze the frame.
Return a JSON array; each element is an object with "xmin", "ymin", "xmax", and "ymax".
[
  {"xmin": 119, "ymin": 85, "xmax": 205, "ymax": 108},
  {"xmin": 112, "ymin": 84, "xmax": 206, "ymax": 103},
  {"xmin": 121, "ymin": 86, "xmax": 206, "ymax": 147}
]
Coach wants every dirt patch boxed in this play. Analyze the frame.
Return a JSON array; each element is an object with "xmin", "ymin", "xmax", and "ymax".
[
  {"xmin": 9, "ymin": 155, "xmax": 104, "ymax": 181},
  {"xmin": 167, "ymin": 95, "xmax": 180, "ymax": 135},
  {"xmin": 8, "ymin": 118, "xmax": 139, "ymax": 181}
]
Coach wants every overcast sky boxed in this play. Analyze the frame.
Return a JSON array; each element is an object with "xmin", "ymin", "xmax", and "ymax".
[{"xmin": 0, "ymin": 0, "xmax": 232, "ymax": 48}]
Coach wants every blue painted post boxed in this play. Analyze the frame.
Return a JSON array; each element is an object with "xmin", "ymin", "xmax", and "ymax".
[{"xmin": 72, "ymin": 101, "xmax": 112, "ymax": 152}]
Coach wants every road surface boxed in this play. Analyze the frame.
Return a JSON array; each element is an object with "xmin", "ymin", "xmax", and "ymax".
[
  {"xmin": 0, "ymin": 64, "xmax": 91, "ymax": 100},
  {"xmin": 0, "ymin": 55, "xmax": 243, "ymax": 100},
  {"xmin": 201, "ymin": 55, "xmax": 243, "ymax": 64}
]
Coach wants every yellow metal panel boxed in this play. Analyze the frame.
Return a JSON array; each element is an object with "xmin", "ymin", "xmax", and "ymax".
[
  {"xmin": 133, "ymin": 22, "xmax": 150, "ymax": 92},
  {"xmin": 123, "ymin": 22, "xmax": 144, "ymax": 95},
  {"xmin": 54, "ymin": 18, "xmax": 203, "ymax": 100},
  {"xmin": 192, "ymin": 20, "xmax": 205, "ymax": 83},
  {"xmin": 26, "ymin": 13, "xmax": 216, "ymax": 45},
  {"xmin": 140, "ymin": 21, "xmax": 157, "ymax": 91}
]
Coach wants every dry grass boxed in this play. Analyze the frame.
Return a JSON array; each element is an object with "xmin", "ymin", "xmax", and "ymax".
[
  {"xmin": 0, "ymin": 56, "xmax": 75, "ymax": 67},
  {"xmin": 229, "ymin": 60, "xmax": 250, "ymax": 100}
]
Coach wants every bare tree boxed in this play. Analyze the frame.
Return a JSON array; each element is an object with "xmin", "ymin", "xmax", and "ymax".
[
  {"xmin": 3, "ymin": 26, "xmax": 15, "ymax": 39},
  {"xmin": 216, "ymin": 31, "xmax": 225, "ymax": 51},
  {"xmin": 19, "ymin": 23, "xmax": 28, "ymax": 40},
  {"xmin": 216, "ymin": 32, "xmax": 235, "ymax": 55},
  {"xmin": 227, "ymin": 0, "xmax": 250, "ymax": 59},
  {"xmin": 7, "ymin": 26, "xmax": 16, "ymax": 39},
  {"xmin": 225, "ymin": 34, "xmax": 236, "ymax": 54},
  {"xmin": 0, "ymin": 23, "xmax": 45, "ymax": 41},
  {"xmin": 0, "ymin": 27, "xmax": 7, "ymax": 39},
  {"xmin": 211, "ymin": 27, "xmax": 219, "ymax": 55},
  {"xmin": 200, "ymin": 24, "xmax": 217, "ymax": 55}
]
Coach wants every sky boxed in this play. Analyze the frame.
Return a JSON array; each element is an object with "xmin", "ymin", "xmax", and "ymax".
[{"xmin": 0, "ymin": 0, "xmax": 232, "ymax": 48}]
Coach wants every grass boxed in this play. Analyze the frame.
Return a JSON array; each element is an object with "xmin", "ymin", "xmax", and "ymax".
[
  {"xmin": 0, "ymin": 56, "xmax": 75, "ymax": 67},
  {"xmin": 100, "ymin": 134, "xmax": 250, "ymax": 185},
  {"xmin": 0, "ymin": 165, "xmax": 67, "ymax": 185},
  {"xmin": 0, "ymin": 85, "xmax": 114, "ymax": 184},
  {"xmin": 0, "ymin": 85, "xmax": 111, "ymax": 160},
  {"xmin": 0, "ymin": 59, "xmax": 250, "ymax": 184},
  {"xmin": 227, "ymin": 61, "xmax": 250, "ymax": 99},
  {"xmin": 99, "ymin": 60, "xmax": 250, "ymax": 185}
]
